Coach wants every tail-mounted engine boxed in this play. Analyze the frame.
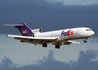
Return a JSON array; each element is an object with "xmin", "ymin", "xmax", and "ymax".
[{"xmin": 31, "ymin": 28, "xmax": 42, "ymax": 34}]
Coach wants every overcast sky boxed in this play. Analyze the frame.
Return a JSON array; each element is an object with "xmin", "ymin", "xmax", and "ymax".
[
  {"xmin": 0, "ymin": 0, "xmax": 98, "ymax": 36},
  {"xmin": 45, "ymin": 0, "xmax": 98, "ymax": 5},
  {"xmin": 0, "ymin": 0, "xmax": 98, "ymax": 70}
]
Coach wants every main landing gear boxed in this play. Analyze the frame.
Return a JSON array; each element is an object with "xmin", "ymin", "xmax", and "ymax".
[
  {"xmin": 42, "ymin": 43, "xmax": 47, "ymax": 47},
  {"xmin": 42, "ymin": 43, "xmax": 60, "ymax": 49},
  {"xmin": 55, "ymin": 45, "xmax": 60, "ymax": 49}
]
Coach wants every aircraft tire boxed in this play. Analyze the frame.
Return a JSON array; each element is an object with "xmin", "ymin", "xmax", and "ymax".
[
  {"xmin": 84, "ymin": 40, "xmax": 87, "ymax": 43},
  {"xmin": 55, "ymin": 45, "xmax": 60, "ymax": 49},
  {"xmin": 42, "ymin": 43, "xmax": 47, "ymax": 47}
]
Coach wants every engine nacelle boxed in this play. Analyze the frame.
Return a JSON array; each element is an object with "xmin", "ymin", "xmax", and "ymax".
[{"xmin": 31, "ymin": 28, "xmax": 42, "ymax": 34}]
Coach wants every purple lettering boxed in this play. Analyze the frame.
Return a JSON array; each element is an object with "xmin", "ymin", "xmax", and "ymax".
[{"xmin": 61, "ymin": 31, "xmax": 68, "ymax": 36}]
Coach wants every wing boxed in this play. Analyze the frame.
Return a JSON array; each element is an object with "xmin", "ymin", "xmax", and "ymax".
[
  {"xmin": 5, "ymin": 34, "xmax": 59, "ymax": 44},
  {"xmin": 52, "ymin": 40, "xmax": 80, "ymax": 45},
  {"xmin": 63, "ymin": 40, "xmax": 80, "ymax": 45}
]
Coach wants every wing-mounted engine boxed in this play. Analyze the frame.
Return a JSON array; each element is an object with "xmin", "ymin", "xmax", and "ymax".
[{"xmin": 31, "ymin": 28, "xmax": 42, "ymax": 34}]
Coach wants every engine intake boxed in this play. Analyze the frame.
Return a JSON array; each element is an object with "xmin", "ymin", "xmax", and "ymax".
[{"xmin": 39, "ymin": 29, "xmax": 42, "ymax": 32}]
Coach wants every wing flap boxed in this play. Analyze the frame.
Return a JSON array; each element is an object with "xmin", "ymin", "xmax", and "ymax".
[
  {"xmin": 63, "ymin": 40, "xmax": 80, "ymax": 45},
  {"xmin": 71, "ymin": 41, "xmax": 80, "ymax": 44}
]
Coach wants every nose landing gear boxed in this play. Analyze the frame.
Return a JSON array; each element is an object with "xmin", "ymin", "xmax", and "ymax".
[
  {"xmin": 84, "ymin": 38, "xmax": 88, "ymax": 43},
  {"xmin": 84, "ymin": 39, "xmax": 87, "ymax": 43}
]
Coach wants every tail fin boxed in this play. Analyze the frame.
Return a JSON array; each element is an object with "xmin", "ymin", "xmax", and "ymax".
[{"xmin": 4, "ymin": 23, "xmax": 34, "ymax": 36}]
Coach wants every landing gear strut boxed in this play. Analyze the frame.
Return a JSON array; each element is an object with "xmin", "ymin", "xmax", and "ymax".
[
  {"xmin": 55, "ymin": 45, "xmax": 60, "ymax": 49},
  {"xmin": 42, "ymin": 43, "xmax": 47, "ymax": 47}
]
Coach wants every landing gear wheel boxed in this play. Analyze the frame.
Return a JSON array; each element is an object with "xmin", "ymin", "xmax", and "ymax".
[
  {"xmin": 55, "ymin": 45, "xmax": 60, "ymax": 49},
  {"xmin": 84, "ymin": 40, "xmax": 87, "ymax": 43},
  {"xmin": 42, "ymin": 43, "xmax": 47, "ymax": 47}
]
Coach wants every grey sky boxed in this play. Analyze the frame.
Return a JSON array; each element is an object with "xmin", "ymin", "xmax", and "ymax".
[
  {"xmin": 45, "ymin": 0, "xmax": 98, "ymax": 5},
  {"xmin": 0, "ymin": 50, "xmax": 98, "ymax": 70},
  {"xmin": 0, "ymin": 35, "xmax": 98, "ymax": 67},
  {"xmin": 0, "ymin": 0, "xmax": 98, "ymax": 36}
]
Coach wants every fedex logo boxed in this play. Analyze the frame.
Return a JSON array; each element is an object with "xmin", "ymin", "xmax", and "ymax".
[
  {"xmin": 61, "ymin": 30, "xmax": 74, "ymax": 36},
  {"xmin": 22, "ymin": 30, "xmax": 28, "ymax": 34}
]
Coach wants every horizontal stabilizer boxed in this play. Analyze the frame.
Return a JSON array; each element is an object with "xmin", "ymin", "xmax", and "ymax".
[{"xmin": 3, "ymin": 24, "xmax": 24, "ymax": 26}]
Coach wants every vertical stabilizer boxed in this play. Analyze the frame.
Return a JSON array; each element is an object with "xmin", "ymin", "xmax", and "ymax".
[{"xmin": 14, "ymin": 23, "xmax": 34, "ymax": 36}]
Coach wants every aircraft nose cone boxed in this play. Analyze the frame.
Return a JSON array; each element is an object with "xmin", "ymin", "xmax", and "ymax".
[{"xmin": 91, "ymin": 31, "xmax": 95, "ymax": 36}]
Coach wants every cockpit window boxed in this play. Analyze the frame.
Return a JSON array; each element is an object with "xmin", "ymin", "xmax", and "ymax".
[{"xmin": 86, "ymin": 29, "xmax": 92, "ymax": 31}]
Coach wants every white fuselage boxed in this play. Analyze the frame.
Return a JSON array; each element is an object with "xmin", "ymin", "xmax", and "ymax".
[{"xmin": 34, "ymin": 27, "xmax": 94, "ymax": 41}]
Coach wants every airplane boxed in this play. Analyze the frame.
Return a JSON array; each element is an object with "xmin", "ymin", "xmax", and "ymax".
[{"xmin": 4, "ymin": 23, "xmax": 95, "ymax": 49}]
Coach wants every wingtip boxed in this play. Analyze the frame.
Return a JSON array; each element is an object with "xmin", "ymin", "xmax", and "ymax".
[
  {"xmin": 78, "ymin": 42, "xmax": 80, "ymax": 44},
  {"xmin": 4, "ymin": 35, "xmax": 8, "ymax": 36}
]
